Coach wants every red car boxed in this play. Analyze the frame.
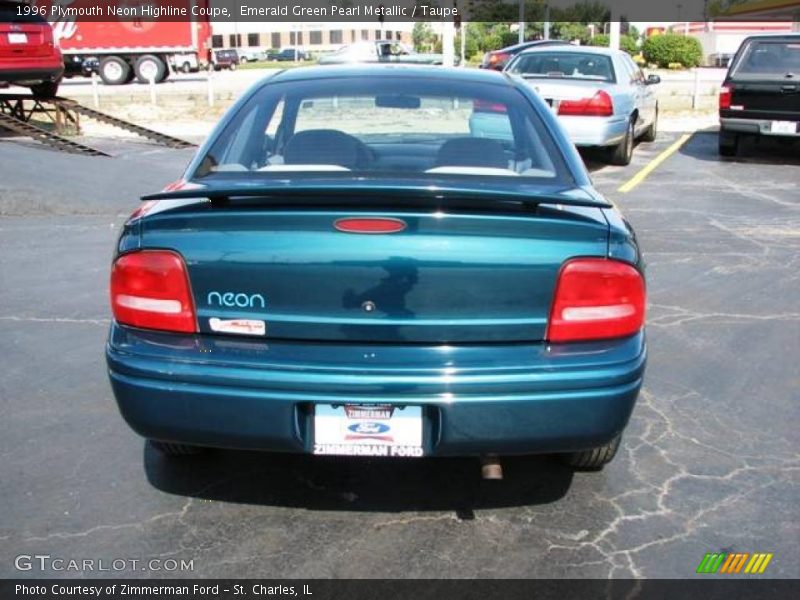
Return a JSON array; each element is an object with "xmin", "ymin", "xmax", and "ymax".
[
  {"xmin": 480, "ymin": 40, "xmax": 571, "ymax": 71},
  {"xmin": 0, "ymin": 1, "xmax": 63, "ymax": 97}
]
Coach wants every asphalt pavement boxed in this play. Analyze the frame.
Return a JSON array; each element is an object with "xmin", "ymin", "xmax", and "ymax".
[{"xmin": 0, "ymin": 129, "xmax": 797, "ymax": 579}]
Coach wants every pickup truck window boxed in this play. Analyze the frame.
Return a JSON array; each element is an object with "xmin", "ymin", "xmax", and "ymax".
[{"xmin": 733, "ymin": 40, "xmax": 800, "ymax": 78}]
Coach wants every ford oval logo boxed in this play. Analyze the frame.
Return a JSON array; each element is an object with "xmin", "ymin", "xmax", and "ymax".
[{"xmin": 347, "ymin": 422, "xmax": 390, "ymax": 435}]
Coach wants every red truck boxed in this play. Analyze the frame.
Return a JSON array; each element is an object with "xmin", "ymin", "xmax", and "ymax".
[{"xmin": 35, "ymin": 0, "xmax": 212, "ymax": 85}]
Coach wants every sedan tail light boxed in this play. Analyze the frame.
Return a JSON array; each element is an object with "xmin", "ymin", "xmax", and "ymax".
[
  {"xmin": 547, "ymin": 258, "xmax": 645, "ymax": 343},
  {"xmin": 557, "ymin": 91, "xmax": 614, "ymax": 117},
  {"xmin": 719, "ymin": 85, "xmax": 732, "ymax": 111},
  {"xmin": 488, "ymin": 52, "xmax": 509, "ymax": 69},
  {"xmin": 110, "ymin": 250, "xmax": 197, "ymax": 333}
]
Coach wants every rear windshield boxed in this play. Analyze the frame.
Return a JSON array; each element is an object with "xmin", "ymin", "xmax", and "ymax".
[
  {"xmin": 507, "ymin": 52, "xmax": 616, "ymax": 83},
  {"xmin": 733, "ymin": 40, "xmax": 800, "ymax": 78},
  {"xmin": 0, "ymin": 3, "xmax": 46, "ymax": 23},
  {"xmin": 196, "ymin": 76, "xmax": 570, "ymax": 182}
]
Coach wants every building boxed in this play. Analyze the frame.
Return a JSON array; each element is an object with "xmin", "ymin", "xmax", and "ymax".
[{"xmin": 210, "ymin": 22, "xmax": 415, "ymax": 54}]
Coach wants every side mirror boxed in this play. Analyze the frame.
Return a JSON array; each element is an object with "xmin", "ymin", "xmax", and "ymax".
[{"xmin": 646, "ymin": 74, "xmax": 661, "ymax": 85}]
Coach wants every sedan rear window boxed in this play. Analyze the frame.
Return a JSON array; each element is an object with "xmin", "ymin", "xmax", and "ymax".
[
  {"xmin": 507, "ymin": 52, "xmax": 616, "ymax": 83},
  {"xmin": 197, "ymin": 76, "xmax": 570, "ymax": 182},
  {"xmin": 733, "ymin": 40, "xmax": 800, "ymax": 77}
]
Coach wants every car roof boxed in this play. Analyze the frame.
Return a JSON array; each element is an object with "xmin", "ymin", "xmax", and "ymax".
[
  {"xmin": 499, "ymin": 40, "xmax": 571, "ymax": 53},
  {"xmin": 517, "ymin": 45, "xmax": 624, "ymax": 57},
  {"xmin": 268, "ymin": 64, "xmax": 515, "ymax": 86},
  {"xmin": 741, "ymin": 33, "xmax": 800, "ymax": 41}
]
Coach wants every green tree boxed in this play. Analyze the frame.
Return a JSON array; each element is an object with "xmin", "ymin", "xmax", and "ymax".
[
  {"xmin": 589, "ymin": 34, "xmax": 640, "ymax": 55},
  {"xmin": 642, "ymin": 34, "xmax": 703, "ymax": 68},
  {"xmin": 412, "ymin": 22, "xmax": 436, "ymax": 52}
]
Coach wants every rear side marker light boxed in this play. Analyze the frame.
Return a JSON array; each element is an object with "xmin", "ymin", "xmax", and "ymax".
[
  {"xmin": 110, "ymin": 250, "xmax": 197, "ymax": 333},
  {"xmin": 547, "ymin": 258, "xmax": 645, "ymax": 343}
]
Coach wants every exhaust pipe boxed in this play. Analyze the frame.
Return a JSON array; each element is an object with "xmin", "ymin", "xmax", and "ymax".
[{"xmin": 481, "ymin": 455, "xmax": 503, "ymax": 480}]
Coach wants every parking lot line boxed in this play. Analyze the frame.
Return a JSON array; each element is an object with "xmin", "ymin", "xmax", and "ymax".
[{"xmin": 618, "ymin": 134, "xmax": 692, "ymax": 194}]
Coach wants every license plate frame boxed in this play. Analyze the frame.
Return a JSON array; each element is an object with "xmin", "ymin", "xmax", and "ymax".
[
  {"xmin": 8, "ymin": 33, "xmax": 27, "ymax": 44},
  {"xmin": 313, "ymin": 404, "xmax": 424, "ymax": 458},
  {"xmin": 770, "ymin": 121, "xmax": 798, "ymax": 134}
]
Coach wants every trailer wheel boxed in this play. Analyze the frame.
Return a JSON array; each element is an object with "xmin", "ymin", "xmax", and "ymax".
[
  {"xmin": 134, "ymin": 55, "xmax": 166, "ymax": 84},
  {"xmin": 98, "ymin": 56, "xmax": 131, "ymax": 85},
  {"xmin": 180, "ymin": 62, "xmax": 192, "ymax": 74}
]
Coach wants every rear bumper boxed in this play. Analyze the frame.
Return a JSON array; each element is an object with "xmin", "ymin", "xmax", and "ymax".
[
  {"xmin": 559, "ymin": 115, "xmax": 630, "ymax": 147},
  {"xmin": 720, "ymin": 117, "xmax": 800, "ymax": 137},
  {"xmin": 107, "ymin": 324, "xmax": 646, "ymax": 456},
  {"xmin": 0, "ymin": 64, "xmax": 64, "ymax": 85}
]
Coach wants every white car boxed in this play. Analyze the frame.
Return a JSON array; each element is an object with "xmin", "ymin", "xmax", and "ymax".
[{"xmin": 505, "ymin": 45, "xmax": 660, "ymax": 165}]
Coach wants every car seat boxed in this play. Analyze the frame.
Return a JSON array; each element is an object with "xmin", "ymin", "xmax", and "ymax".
[
  {"xmin": 435, "ymin": 138, "xmax": 509, "ymax": 169},
  {"xmin": 283, "ymin": 129, "xmax": 370, "ymax": 169}
]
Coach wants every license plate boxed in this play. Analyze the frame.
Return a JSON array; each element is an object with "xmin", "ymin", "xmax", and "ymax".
[
  {"xmin": 8, "ymin": 33, "xmax": 27, "ymax": 44},
  {"xmin": 770, "ymin": 121, "xmax": 798, "ymax": 134},
  {"xmin": 313, "ymin": 404, "xmax": 423, "ymax": 457}
]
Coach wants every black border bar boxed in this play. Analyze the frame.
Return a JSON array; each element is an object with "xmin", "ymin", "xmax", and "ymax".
[{"xmin": 2, "ymin": 579, "xmax": 800, "ymax": 600}]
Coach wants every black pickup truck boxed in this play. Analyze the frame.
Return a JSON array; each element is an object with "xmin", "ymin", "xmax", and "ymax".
[{"xmin": 719, "ymin": 34, "xmax": 800, "ymax": 156}]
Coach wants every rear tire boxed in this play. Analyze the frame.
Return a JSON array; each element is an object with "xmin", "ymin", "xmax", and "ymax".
[
  {"xmin": 148, "ymin": 439, "xmax": 206, "ymax": 457},
  {"xmin": 30, "ymin": 80, "xmax": 59, "ymax": 98},
  {"xmin": 98, "ymin": 56, "xmax": 131, "ymax": 85},
  {"xmin": 609, "ymin": 119, "xmax": 635, "ymax": 166},
  {"xmin": 719, "ymin": 131, "xmax": 739, "ymax": 157},
  {"xmin": 134, "ymin": 54, "xmax": 166, "ymax": 84},
  {"xmin": 561, "ymin": 435, "xmax": 621, "ymax": 470}
]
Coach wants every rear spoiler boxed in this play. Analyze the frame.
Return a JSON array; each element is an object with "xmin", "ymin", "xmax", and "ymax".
[{"xmin": 142, "ymin": 182, "xmax": 612, "ymax": 209}]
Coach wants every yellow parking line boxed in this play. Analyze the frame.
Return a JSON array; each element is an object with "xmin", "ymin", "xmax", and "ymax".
[{"xmin": 618, "ymin": 133, "xmax": 692, "ymax": 194}]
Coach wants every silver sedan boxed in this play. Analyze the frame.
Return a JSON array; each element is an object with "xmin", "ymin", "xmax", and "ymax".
[{"xmin": 505, "ymin": 45, "xmax": 660, "ymax": 165}]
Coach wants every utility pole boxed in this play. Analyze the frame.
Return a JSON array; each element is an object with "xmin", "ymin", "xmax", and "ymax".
[
  {"xmin": 544, "ymin": 5, "xmax": 550, "ymax": 40},
  {"xmin": 609, "ymin": 8, "xmax": 620, "ymax": 51},
  {"xmin": 442, "ymin": 20, "xmax": 455, "ymax": 67},
  {"xmin": 454, "ymin": 3, "xmax": 465, "ymax": 66},
  {"xmin": 518, "ymin": 0, "xmax": 524, "ymax": 44}
]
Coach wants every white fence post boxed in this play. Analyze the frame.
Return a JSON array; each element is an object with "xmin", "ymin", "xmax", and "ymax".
[
  {"xmin": 91, "ymin": 72, "xmax": 100, "ymax": 109},
  {"xmin": 148, "ymin": 74, "xmax": 157, "ymax": 106},
  {"xmin": 207, "ymin": 68, "xmax": 214, "ymax": 107}
]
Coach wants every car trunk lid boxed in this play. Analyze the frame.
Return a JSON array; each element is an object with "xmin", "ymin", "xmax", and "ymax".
[
  {"xmin": 522, "ymin": 79, "xmax": 610, "ymax": 111},
  {"xmin": 0, "ymin": 15, "xmax": 51, "ymax": 59},
  {"xmin": 137, "ymin": 180, "xmax": 611, "ymax": 344}
]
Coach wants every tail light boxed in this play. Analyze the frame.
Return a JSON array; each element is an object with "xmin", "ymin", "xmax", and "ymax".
[
  {"xmin": 110, "ymin": 251, "xmax": 197, "ymax": 333},
  {"xmin": 558, "ymin": 91, "xmax": 614, "ymax": 117},
  {"xmin": 472, "ymin": 99, "xmax": 508, "ymax": 113},
  {"xmin": 42, "ymin": 23, "xmax": 54, "ymax": 46},
  {"xmin": 488, "ymin": 52, "xmax": 509, "ymax": 69},
  {"xmin": 547, "ymin": 258, "xmax": 645, "ymax": 343},
  {"xmin": 719, "ymin": 85, "xmax": 732, "ymax": 111}
]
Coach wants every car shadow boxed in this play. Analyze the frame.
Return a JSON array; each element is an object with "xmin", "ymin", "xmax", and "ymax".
[
  {"xmin": 144, "ymin": 445, "xmax": 575, "ymax": 514},
  {"xmin": 680, "ymin": 128, "xmax": 800, "ymax": 166},
  {"xmin": 577, "ymin": 147, "xmax": 611, "ymax": 172}
]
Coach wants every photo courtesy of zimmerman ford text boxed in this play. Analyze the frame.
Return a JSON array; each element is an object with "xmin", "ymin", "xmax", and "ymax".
[{"xmin": 0, "ymin": 0, "xmax": 798, "ymax": 597}]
